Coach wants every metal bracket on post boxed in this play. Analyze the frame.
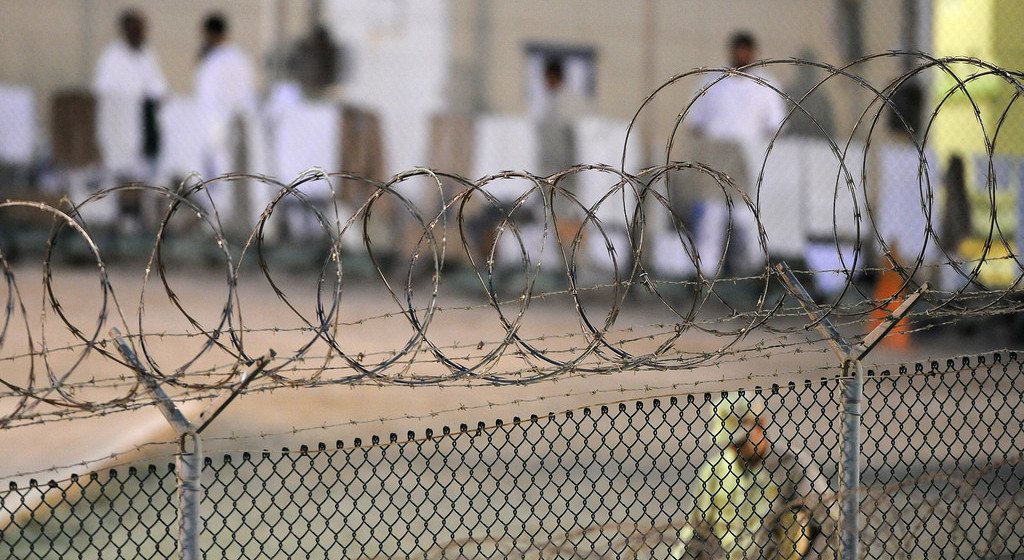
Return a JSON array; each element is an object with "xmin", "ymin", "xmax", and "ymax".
[
  {"xmin": 195, "ymin": 349, "xmax": 276, "ymax": 434},
  {"xmin": 774, "ymin": 263, "xmax": 927, "ymax": 560},
  {"xmin": 110, "ymin": 327, "xmax": 273, "ymax": 560}
]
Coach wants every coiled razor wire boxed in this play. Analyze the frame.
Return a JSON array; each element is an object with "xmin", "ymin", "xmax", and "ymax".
[{"xmin": 2, "ymin": 53, "xmax": 1024, "ymax": 428}]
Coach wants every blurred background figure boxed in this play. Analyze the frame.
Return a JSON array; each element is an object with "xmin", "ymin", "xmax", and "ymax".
[
  {"xmin": 536, "ymin": 56, "xmax": 588, "ymax": 180},
  {"xmin": 783, "ymin": 48, "xmax": 836, "ymax": 141},
  {"xmin": 536, "ymin": 56, "xmax": 591, "ymax": 256},
  {"xmin": 938, "ymin": 153, "xmax": 973, "ymax": 291},
  {"xmin": 264, "ymin": 24, "xmax": 343, "ymax": 136},
  {"xmin": 194, "ymin": 12, "xmax": 265, "ymax": 233},
  {"xmin": 290, "ymin": 25, "xmax": 342, "ymax": 100},
  {"xmin": 92, "ymin": 9, "xmax": 167, "ymax": 231},
  {"xmin": 671, "ymin": 395, "xmax": 829, "ymax": 560},
  {"xmin": 196, "ymin": 12, "xmax": 256, "ymax": 179},
  {"xmin": 683, "ymin": 32, "xmax": 786, "ymax": 280}
]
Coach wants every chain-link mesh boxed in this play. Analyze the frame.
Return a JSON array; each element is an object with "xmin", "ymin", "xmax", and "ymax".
[
  {"xmin": 860, "ymin": 355, "xmax": 1024, "ymax": 560},
  {"xmin": 2, "ymin": 465, "xmax": 178, "ymax": 559},
  {"xmin": 3, "ymin": 352, "xmax": 1022, "ymax": 559}
]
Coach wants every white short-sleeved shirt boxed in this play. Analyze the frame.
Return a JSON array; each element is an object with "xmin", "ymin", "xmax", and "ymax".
[
  {"xmin": 687, "ymin": 69, "xmax": 786, "ymax": 193},
  {"xmin": 195, "ymin": 42, "xmax": 256, "ymax": 149},
  {"xmin": 92, "ymin": 40, "xmax": 168, "ymax": 170},
  {"xmin": 688, "ymin": 69, "xmax": 785, "ymax": 145}
]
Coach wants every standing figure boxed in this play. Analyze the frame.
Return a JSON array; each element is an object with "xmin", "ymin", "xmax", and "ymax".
[
  {"xmin": 194, "ymin": 12, "xmax": 258, "ymax": 226},
  {"xmin": 536, "ymin": 57, "xmax": 588, "ymax": 180},
  {"xmin": 196, "ymin": 12, "xmax": 256, "ymax": 178},
  {"xmin": 536, "ymin": 57, "xmax": 590, "ymax": 254},
  {"xmin": 93, "ymin": 9, "xmax": 167, "ymax": 228},
  {"xmin": 684, "ymin": 32, "xmax": 786, "ymax": 279}
]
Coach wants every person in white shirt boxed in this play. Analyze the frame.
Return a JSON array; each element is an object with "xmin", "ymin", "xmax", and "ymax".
[
  {"xmin": 536, "ymin": 57, "xmax": 588, "ymax": 180},
  {"xmin": 93, "ymin": 10, "xmax": 167, "ymax": 182},
  {"xmin": 684, "ymin": 32, "xmax": 786, "ymax": 280},
  {"xmin": 534, "ymin": 57, "xmax": 592, "ymax": 264},
  {"xmin": 193, "ymin": 12, "xmax": 262, "ymax": 230},
  {"xmin": 195, "ymin": 12, "xmax": 256, "ymax": 180}
]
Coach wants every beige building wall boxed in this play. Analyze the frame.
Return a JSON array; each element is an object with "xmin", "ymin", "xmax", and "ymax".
[
  {"xmin": 450, "ymin": 0, "xmax": 913, "ymax": 154},
  {"xmin": 477, "ymin": 1, "xmax": 847, "ymax": 115},
  {"xmin": 0, "ymin": 0, "xmax": 315, "ymax": 138},
  {"xmin": 1, "ymin": 0, "xmax": 920, "ymax": 161}
]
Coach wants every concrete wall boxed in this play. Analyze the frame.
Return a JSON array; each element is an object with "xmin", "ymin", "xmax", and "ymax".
[
  {"xmin": 448, "ymin": 0, "xmax": 914, "ymax": 160},
  {"xmin": 0, "ymin": 0, "xmax": 315, "ymax": 142},
  {"xmin": 0, "ymin": 0, "xmax": 925, "ymax": 163}
]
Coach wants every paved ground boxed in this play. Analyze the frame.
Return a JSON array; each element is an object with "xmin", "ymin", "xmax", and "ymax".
[
  {"xmin": 1, "ymin": 256, "xmax": 1022, "ymax": 559},
  {"xmin": 0, "ymin": 256, "xmax": 1013, "ymax": 487}
]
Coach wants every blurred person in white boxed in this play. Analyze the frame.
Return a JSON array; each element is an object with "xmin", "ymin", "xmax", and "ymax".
[
  {"xmin": 92, "ymin": 9, "xmax": 167, "ymax": 228},
  {"xmin": 536, "ymin": 56, "xmax": 590, "ymax": 259},
  {"xmin": 670, "ymin": 395, "xmax": 830, "ymax": 560},
  {"xmin": 684, "ymin": 32, "xmax": 786, "ymax": 280},
  {"xmin": 194, "ymin": 12, "xmax": 261, "ymax": 229},
  {"xmin": 537, "ymin": 57, "xmax": 589, "ymax": 180}
]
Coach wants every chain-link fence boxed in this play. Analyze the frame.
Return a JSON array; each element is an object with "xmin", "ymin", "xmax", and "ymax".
[{"xmin": 3, "ymin": 352, "xmax": 1021, "ymax": 559}]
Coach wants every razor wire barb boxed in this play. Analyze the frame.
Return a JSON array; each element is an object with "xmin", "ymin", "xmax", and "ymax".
[{"xmin": 1, "ymin": 53, "xmax": 1024, "ymax": 429}]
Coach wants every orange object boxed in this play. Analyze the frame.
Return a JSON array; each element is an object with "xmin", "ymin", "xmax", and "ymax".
[{"xmin": 869, "ymin": 263, "xmax": 912, "ymax": 350}]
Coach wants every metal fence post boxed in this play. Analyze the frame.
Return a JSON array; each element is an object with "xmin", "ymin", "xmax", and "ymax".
[
  {"xmin": 177, "ymin": 431, "xmax": 203, "ymax": 560},
  {"xmin": 774, "ymin": 263, "xmax": 926, "ymax": 559},
  {"xmin": 110, "ymin": 328, "xmax": 273, "ymax": 560},
  {"xmin": 839, "ymin": 358, "xmax": 863, "ymax": 560}
]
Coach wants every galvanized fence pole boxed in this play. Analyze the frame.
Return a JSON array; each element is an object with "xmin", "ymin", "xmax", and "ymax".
[
  {"xmin": 177, "ymin": 431, "xmax": 203, "ymax": 560},
  {"xmin": 774, "ymin": 263, "xmax": 926, "ymax": 559},
  {"xmin": 110, "ymin": 328, "xmax": 273, "ymax": 560},
  {"xmin": 838, "ymin": 358, "xmax": 863, "ymax": 559}
]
